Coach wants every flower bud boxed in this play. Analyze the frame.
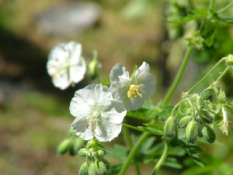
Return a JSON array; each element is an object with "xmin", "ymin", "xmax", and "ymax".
[
  {"xmin": 88, "ymin": 57, "xmax": 99, "ymax": 80},
  {"xmin": 99, "ymin": 158, "xmax": 110, "ymax": 170},
  {"xmin": 186, "ymin": 120, "xmax": 198, "ymax": 143},
  {"xmin": 179, "ymin": 116, "xmax": 192, "ymax": 128},
  {"xmin": 57, "ymin": 138, "xmax": 72, "ymax": 155},
  {"xmin": 79, "ymin": 148, "xmax": 88, "ymax": 157},
  {"xmin": 79, "ymin": 162, "xmax": 89, "ymax": 175},
  {"xmin": 164, "ymin": 116, "xmax": 176, "ymax": 139},
  {"xmin": 97, "ymin": 149, "xmax": 106, "ymax": 158},
  {"xmin": 225, "ymin": 54, "xmax": 233, "ymax": 66},
  {"xmin": 88, "ymin": 163, "xmax": 95, "ymax": 175},
  {"xmin": 87, "ymin": 139, "xmax": 96, "ymax": 148},
  {"xmin": 70, "ymin": 137, "xmax": 85, "ymax": 156},
  {"xmin": 202, "ymin": 126, "xmax": 216, "ymax": 143},
  {"xmin": 95, "ymin": 160, "xmax": 107, "ymax": 175}
]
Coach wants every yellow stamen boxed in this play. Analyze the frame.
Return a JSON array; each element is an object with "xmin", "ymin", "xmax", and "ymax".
[{"xmin": 127, "ymin": 84, "xmax": 142, "ymax": 98}]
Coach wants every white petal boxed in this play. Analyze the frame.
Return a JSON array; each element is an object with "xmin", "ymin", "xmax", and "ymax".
[
  {"xmin": 137, "ymin": 73, "xmax": 156, "ymax": 100},
  {"xmin": 65, "ymin": 42, "xmax": 82, "ymax": 65},
  {"xmin": 51, "ymin": 70, "xmax": 70, "ymax": 90},
  {"xmin": 71, "ymin": 118, "xmax": 93, "ymax": 140},
  {"xmin": 135, "ymin": 62, "xmax": 150, "ymax": 80},
  {"xmin": 109, "ymin": 63, "xmax": 129, "ymax": 83},
  {"xmin": 69, "ymin": 57, "xmax": 86, "ymax": 83},
  {"xmin": 94, "ymin": 121, "xmax": 122, "ymax": 142},
  {"xmin": 70, "ymin": 86, "xmax": 96, "ymax": 118},
  {"xmin": 101, "ymin": 99, "xmax": 126, "ymax": 124},
  {"xmin": 125, "ymin": 97, "xmax": 144, "ymax": 111}
]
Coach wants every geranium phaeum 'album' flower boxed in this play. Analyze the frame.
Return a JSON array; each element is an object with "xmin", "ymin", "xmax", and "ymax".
[
  {"xmin": 70, "ymin": 84, "xmax": 126, "ymax": 142},
  {"xmin": 47, "ymin": 41, "xmax": 86, "ymax": 90},
  {"xmin": 109, "ymin": 62, "xmax": 156, "ymax": 111}
]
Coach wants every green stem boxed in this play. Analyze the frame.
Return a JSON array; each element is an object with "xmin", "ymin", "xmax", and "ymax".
[
  {"xmin": 161, "ymin": 47, "xmax": 193, "ymax": 106},
  {"xmin": 215, "ymin": 66, "xmax": 230, "ymax": 83},
  {"xmin": 217, "ymin": 1, "xmax": 233, "ymax": 14},
  {"xmin": 203, "ymin": 66, "xmax": 230, "ymax": 92},
  {"xmin": 119, "ymin": 132, "xmax": 149, "ymax": 175},
  {"xmin": 122, "ymin": 122, "xmax": 141, "ymax": 175},
  {"xmin": 119, "ymin": 47, "xmax": 193, "ymax": 175},
  {"xmin": 186, "ymin": 58, "xmax": 225, "ymax": 95},
  {"xmin": 151, "ymin": 141, "xmax": 169, "ymax": 175},
  {"xmin": 209, "ymin": 0, "xmax": 216, "ymax": 10},
  {"xmin": 188, "ymin": 0, "xmax": 194, "ymax": 9}
]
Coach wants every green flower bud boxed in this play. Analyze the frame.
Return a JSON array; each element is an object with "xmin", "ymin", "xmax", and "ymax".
[
  {"xmin": 79, "ymin": 162, "xmax": 89, "ymax": 175},
  {"xmin": 57, "ymin": 138, "xmax": 72, "ymax": 155},
  {"xmin": 95, "ymin": 160, "xmax": 107, "ymax": 175},
  {"xmin": 179, "ymin": 116, "xmax": 192, "ymax": 128},
  {"xmin": 218, "ymin": 89, "xmax": 226, "ymax": 103},
  {"xmin": 202, "ymin": 126, "xmax": 216, "ymax": 143},
  {"xmin": 88, "ymin": 163, "xmax": 96, "ymax": 175},
  {"xmin": 68, "ymin": 128, "xmax": 76, "ymax": 136},
  {"xmin": 79, "ymin": 148, "xmax": 88, "ymax": 157},
  {"xmin": 87, "ymin": 139, "xmax": 96, "ymax": 148},
  {"xmin": 164, "ymin": 116, "xmax": 176, "ymax": 139},
  {"xmin": 70, "ymin": 137, "xmax": 85, "ymax": 156},
  {"xmin": 97, "ymin": 149, "xmax": 106, "ymax": 158},
  {"xmin": 186, "ymin": 120, "xmax": 198, "ymax": 143},
  {"xmin": 225, "ymin": 54, "xmax": 233, "ymax": 66},
  {"xmin": 88, "ymin": 57, "xmax": 99, "ymax": 80},
  {"xmin": 99, "ymin": 158, "xmax": 110, "ymax": 170}
]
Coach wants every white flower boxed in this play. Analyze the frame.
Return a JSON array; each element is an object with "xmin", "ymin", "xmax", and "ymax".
[
  {"xmin": 47, "ymin": 41, "xmax": 86, "ymax": 90},
  {"xmin": 109, "ymin": 62, "xmax": 156, "ymax": 111},
  {"xmin": 70, "ymin": 84, "xmax": 127, "ymax": 142}
]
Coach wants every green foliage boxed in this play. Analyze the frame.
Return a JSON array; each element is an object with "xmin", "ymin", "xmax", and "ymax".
[
  {"xmin": 166, "ymin": 9, "xmax": 208, "ymax": 24},
  {"xmin": 179, "ymin": 139, "xmax": 204, "ymax": 167},
  {"xmin": 123, "ymin": 123, "xmax": 164, "ymax": 135}
]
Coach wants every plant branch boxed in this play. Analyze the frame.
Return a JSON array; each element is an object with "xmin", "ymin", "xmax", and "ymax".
[
  {"xmin": 161, "ymin": 47, "xmax": 193, "ymax": 106},
  {"xmin": 186, "ymin": 58, "xmax": 226, "ymax": 95},
  {"xmin": 119, "ymin": 132, "xmax": 149, "ymax": 175},
  {"xmin": 217, "ymin": 1, "xmax": 233, "ymax": 14},
  {"xmin": 122, "ymin": 121, "xmax": 141, "ymax": 175},
  {"xmin": 151, "ymin": 141, "xmax": 169, "ymax": 175}
]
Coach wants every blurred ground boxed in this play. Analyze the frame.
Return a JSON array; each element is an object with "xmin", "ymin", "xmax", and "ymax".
[{"xmin": 0, "ymin": 0, "xmax": 233, "ymax": 175}]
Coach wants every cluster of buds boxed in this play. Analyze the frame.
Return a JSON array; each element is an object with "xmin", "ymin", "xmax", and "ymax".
[
  {"xmin": 79, "ymin": 139, "xmax": 110, "ymax": 175},
  {"xmin": 57, "ymin": 129, "xmax": 85, "ymax": 156},
  {"xmin": 164, "ymin": 92, "xmax": 221, "ymax": 144}
]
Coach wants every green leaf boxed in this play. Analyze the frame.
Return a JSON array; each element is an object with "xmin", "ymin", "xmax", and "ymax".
[
  {"xmin": 179, "ymin": 139, "xmax": 204, "ymax": 167},
  {"xmin": 166, "ymin": 9, "xmax": 208, "ymax": 24},
  {"xmin": 107, "ymin": 144, "xmax": 129, "ymax": 161},
  {"xmin": 123, "ymin": 123, "xmax": 164, "ymax": 135},
  {"xmin": 163, "ymin": 157, "xmax": 183, "ymax": 169},
  {"xmin": 201, "ymin": 21, "xmax": 216, "ymax": 47},
  {"xmin": 143, "ymin": 123, "xmax": 164, "ymax": 135},
  {"xmin": 213, "ymin": 14, "xmax": 233, "ymax": 24}
]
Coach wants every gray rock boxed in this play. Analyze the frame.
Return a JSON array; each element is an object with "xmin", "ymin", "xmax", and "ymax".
[{"xmin": 36, "ymin": 2, "xmax": 101, "ymax": 36}]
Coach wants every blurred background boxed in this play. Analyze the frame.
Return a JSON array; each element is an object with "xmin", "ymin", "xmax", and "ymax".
[{"xmin": 0, "ymin": 0, "xmax": 233, "ymax": 174}]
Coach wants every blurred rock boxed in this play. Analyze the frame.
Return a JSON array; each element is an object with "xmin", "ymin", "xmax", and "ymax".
[{"xmin": 36, "ymin": 2, "xmax": 101, "ymax": 37}]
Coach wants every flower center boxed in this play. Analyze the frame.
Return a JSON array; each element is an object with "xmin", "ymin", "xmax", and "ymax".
[
  {"xmin": 127, "ymin": 84, "xmax": 142, "ymax": 98},
  {"xmin": 86, "ymin": 110, "xmax": 101, "ymax": 130}
]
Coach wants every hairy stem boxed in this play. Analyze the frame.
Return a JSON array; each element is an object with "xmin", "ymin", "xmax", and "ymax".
[
  {"xmin": 186, "ymin": 58, "xmax": 225, "ymax": 95},
  {"xmin": 151, "ymin": 141, "xmax": 169, "ymax": 175},
  {"xmin": 122, "ymin": 122, "xmax": 141, "ymax": 175},
  {"xmin": 217, "ymin": 1, "xmax": 233, "ymax": 14},
  {"xmin": 161, "ymin": 47, "xmax": 193, "ymax": 106},
  {"xmin": 119, "ymin": 132, "xmax": 149, "ymax": 175}
]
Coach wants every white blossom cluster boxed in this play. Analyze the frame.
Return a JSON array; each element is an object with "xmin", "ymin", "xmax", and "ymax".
[{"xmin": 47, "ymin": 41, "xmax": 156, "ymax": 142}]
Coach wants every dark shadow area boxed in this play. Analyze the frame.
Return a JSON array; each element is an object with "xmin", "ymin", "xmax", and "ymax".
[{"xmin": 0, "ymin": 25, "xmax": 86, "ymax": 103}]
